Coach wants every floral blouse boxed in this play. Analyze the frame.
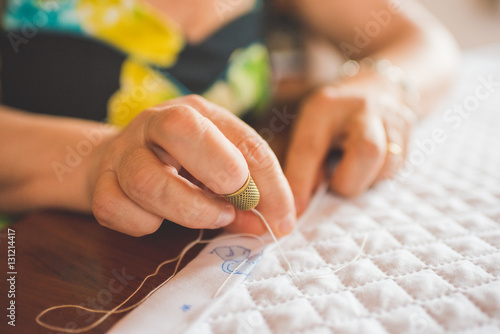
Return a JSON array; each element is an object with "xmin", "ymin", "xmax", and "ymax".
[{"xmin": 0, "ymin": 0, "xmax": 271, "ymax": 126}]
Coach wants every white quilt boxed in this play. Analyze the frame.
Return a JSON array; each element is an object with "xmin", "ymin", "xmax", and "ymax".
[{"xmin": 110, "ymin": 46, "xmax": 500, "ymax": 334}]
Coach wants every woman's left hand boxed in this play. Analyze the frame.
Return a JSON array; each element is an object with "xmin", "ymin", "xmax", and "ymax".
[{"xmin": 285, "ymin": 79, "xmax": 417, "ymax": 215}]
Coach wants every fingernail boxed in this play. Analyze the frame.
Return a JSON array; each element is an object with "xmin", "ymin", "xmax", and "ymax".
[
  {"xmin": 279, "ymin": 213, "xmax": 296, "ymax": 236},
  {"xmin": 213, "ymin": 205, "xmax": 235, "ymax": 228}
]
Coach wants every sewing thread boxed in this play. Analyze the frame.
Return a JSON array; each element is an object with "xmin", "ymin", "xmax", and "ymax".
[{"xmin": 36, "ymin": 231, "xmax": 265, "ymax": 333}]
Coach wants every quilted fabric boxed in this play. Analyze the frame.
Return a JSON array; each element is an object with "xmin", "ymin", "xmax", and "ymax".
[{"xmin": 188, "ymin": 47, "xmax": 500, "ymax": 333}]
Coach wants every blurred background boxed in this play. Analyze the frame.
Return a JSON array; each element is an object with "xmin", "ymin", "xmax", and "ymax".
[
  {"xmin": 270, "ymin": 0, "xmax": 500, "ymax": 103},
  {"xmin": 419, "ymin": 0, "xmax": 500, "ymax": 49}
]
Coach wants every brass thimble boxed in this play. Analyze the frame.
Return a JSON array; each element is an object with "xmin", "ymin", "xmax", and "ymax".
[{"xmin": 223, "ymin": 175, "xmax": 260, "ymax": 211}]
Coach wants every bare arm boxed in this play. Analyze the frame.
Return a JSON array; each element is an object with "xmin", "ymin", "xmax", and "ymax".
[{"xmin": 0, "ymin": 105, "xmax": 115, "ymax": 213}]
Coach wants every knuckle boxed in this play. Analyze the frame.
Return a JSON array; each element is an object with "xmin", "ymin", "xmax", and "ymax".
[
  {"xmin": 162, "ymin": 105, "xmax": 212, "ymax": 139},
  {"xmin": 176, "ymin": 200, "xmax": 215, "ymax": 228},
  {"xmin": 191, "ymin": 208, "xmax": 213, "ymax": 228},
  {"xmin": 311, "ymin": 87, "xmax": 367, "ymax": 110},
  {"xmin": 357, "ymin": 136, "xmax": 384, "ymax": 160},
  {"xmin": 162, "ymin": 104, "xmax": 193, "ymax": 126},
  {"xmin": 125, "ymin": 108, "xmax": 152, "ymax": 125},
  {"xmin": 183, "ymin": 94, "xmax": 220, "ymax": 118},
  {"xmin": 127, "ymin": 164, "xmax": 170, "ymax": 204},
  {"xmin": 391, "ymin": 117, "xmax": 407, "ymax": 132},
  {"xmin": 236, "ymin": 134, "xmax": 276, "ymax": 172},
  {"xmin": 92, "ymin": 177, "xmax": 164, "ymax": 237},
  {"xmin": 183, "ymin": 94, "xmax": 208, "ymax": 106}
]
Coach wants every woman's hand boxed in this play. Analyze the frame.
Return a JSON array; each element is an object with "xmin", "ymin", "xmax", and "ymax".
[
  {"xmin": 285, "ymin": 79, "xmax": 417, "ymax": 215},
  {"xmin": 89, "ymin": 95, "xmax": 296, "ymax": 237}
]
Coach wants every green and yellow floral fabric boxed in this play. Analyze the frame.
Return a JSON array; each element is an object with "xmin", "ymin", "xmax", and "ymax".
[{"xmin": 2, "ymin": 0, "xmax": 270, "ymax": 126}]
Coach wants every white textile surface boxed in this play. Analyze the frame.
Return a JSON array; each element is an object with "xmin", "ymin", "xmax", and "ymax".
[{"xmin": 110, "ymin": 46, "xmax": 500, "ymax": 334}]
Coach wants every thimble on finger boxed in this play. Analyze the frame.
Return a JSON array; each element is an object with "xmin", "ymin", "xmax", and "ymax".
[{"xmin": 223, "ymin": 175, "xmax": 260, "ymax": 211}]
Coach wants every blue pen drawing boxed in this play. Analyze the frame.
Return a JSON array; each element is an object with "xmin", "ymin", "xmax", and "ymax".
[
  {"xmin": 180, "ymin": 304, "xmax": 191, "ymax": 313},
  {"xmin": 211, "ymin": 245, "xmax": 262, "ymax": 276}
]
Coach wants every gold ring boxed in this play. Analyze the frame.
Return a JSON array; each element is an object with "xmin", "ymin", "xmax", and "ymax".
[
  {"xmin": 387, "ymin": 142, "xmax": 402, "ymax": 156},
  {"xmin": 223, "ymin": 175, "xmax": 260, "ymax": 211}
]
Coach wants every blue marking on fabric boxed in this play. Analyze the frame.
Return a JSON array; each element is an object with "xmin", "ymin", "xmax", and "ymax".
[
  {"xmin": 180, "ymin": 304, "xmax": 191, "ymax": 313},
  {"xmin": 211, "ymin": 245, "xmax": 262, "ymax": 276}
]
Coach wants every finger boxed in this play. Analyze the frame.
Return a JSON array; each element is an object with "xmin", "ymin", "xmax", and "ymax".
[
  {"xmin": 375, "ymin": 121, "xmax": 406, "ymax": 182},
  {"xmin": 284, "ymin": 92, "xmax": 345, "ymax": 215},
  {"xmin": 176, "ymin": 96, "xmax": 296, "ymax": 237},
  {"xmin": 331, "ymin": 110, "xmax": 387, "ymax": 197},
  {"xmin": 285, "ymin": 112, "xmax": 330, "ymax": 215},
  {"xmin": 115, "ymin": 146, "xmax": 236, "ymax": 230},
  {"xmin": 92, "ymin": 170, "xmax": 164, "ymax": 237},
  {"xmin": 144, "ymin": 104, "xmax": 249, "ymax": 196},
  {"xmin": 375, "ymin": 102, "xmax": 414, "ymax": 182}
]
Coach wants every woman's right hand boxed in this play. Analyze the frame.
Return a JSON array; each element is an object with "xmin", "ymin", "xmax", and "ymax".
[{"xmin": 88, "ymin": 95, "xmax": 296, "ymax": 237}]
